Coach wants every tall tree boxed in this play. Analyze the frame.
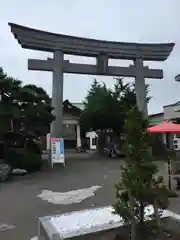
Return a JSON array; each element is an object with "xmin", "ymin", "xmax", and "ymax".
[
  {"xmin": 81, "ymin": 77, "xmax": 151, "ymax": 135},
  {"xmin": 80, "ymin": 78, "xmax": 135, "ymax": 154},
  {"xmin": 80, "ymin": 78, "xmax": 137, "ymax": 135}
]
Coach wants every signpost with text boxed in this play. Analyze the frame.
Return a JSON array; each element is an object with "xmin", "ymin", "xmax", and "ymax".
[{"xmin": 51, "ymin": 138, "xmax": 65, "ymax": 167}]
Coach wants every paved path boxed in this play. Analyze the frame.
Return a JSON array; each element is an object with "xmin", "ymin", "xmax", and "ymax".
[{"xmin": 0, "ymin": 158, "xmax": 179, "ymax": 239}]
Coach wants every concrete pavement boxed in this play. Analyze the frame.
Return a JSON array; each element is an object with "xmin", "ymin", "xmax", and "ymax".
[{"xmin": 0, "ymin": 158, "xmax": 179, "ymax": 239}]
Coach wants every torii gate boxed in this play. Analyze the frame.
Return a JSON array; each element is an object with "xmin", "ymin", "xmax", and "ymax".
[{"xmin": 8, "ymin": 23, "xmax": 174, "ymax": 140}]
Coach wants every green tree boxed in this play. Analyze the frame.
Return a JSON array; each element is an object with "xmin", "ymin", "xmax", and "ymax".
[
  {"xmin": 0, "ymin": 67, "xmax": 22, "ymax": 136},
  {"xmin": 0, "ymin": 67, "xmax": 54, "ymax": 138},
  {"xmin": 0, "ymin": 67, "xmax": 54, "ymax": 172},
  {"xmin": 114, "ymin": 106, "xmax": 169, "ymax": 240},
  {"xmin": 80, "ymin": 77, "xmax": 150, "ymax": 134},
  {"xmin": 19, "ymin": 84, "xmax": 54, "ymax": 138},
  {"xmin": 114, "ymin": 77, "xmax": 150, "ymax": 116},
  {"xmin": 80, "ymin": 77, "xmax": 151, "ymax": 155},
  {"xmin": 80, "ymin": 78, "xmax": 126, "ymax": 153},
  {"xmin": 80, "ymin": 78, "xmax": 131, "ymax": 135}
]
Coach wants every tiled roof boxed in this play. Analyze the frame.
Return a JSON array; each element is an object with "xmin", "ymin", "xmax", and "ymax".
[
  {"xmin": 149, "ymin": 112, "xmax": 163, "ymax": 117},
  {"xmin": 72, "ymin": 103, "xmax": 85, "ymax": 110},
  {"xmin": 173, "ymin": 101, "xmax": 180, "ymax": 106}
]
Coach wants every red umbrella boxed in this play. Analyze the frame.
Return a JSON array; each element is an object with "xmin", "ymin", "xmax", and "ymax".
[
  {"xmin": 147, "ymin": 120, "xmax": 180, "ymax": 134},
  {"xmin": 147, "ymin": 120, "xmax": 180, "ymax": 190}
]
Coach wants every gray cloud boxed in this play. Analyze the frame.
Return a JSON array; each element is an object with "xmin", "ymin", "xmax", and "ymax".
[{"xmin": 1, "ymin": 0, "xmax": 180, "ymax": 114}]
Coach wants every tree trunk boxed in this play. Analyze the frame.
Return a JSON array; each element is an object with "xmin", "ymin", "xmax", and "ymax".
[
  {"xmin": 97, "ymin": 131, "xmax": 106, "ymax": 155},
  {"xmin": 128, "ymin": 189, "xmax": 136, "ymax": 240},
  {"xmin": 139, "ymin": 203, "xmax": 144, "ymax": 225},
  {"xmin": 153, "ymin": 199, "xmax": 163, "ymax": 239}
]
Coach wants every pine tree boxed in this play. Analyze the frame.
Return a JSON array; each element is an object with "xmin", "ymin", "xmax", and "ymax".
[
  {"xmin": 0, "ymin": 67, "xmax": 54, "ymax": 138},
  {"xmin": 0, "ymin": 67, "xmax": 22, "ymax": 135},
  {"xmin": 114, "ymin": 106, "xmax": 169, "ymax": 240}
]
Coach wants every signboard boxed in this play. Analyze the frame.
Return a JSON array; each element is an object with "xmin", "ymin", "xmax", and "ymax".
[{"xmin": 51, "ymin": 138, "xmax": 65, "ymax": 166}]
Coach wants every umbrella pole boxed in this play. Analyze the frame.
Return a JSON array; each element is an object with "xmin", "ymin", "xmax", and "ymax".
[
  {"xmin": 168, "ymin": 157, "xmax": 171, "ymax": 190},
  {"xmin": 166, "ymin": 134, "xmax": 171, "ymax": 190}
]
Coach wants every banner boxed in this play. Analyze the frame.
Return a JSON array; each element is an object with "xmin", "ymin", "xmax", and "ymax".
[{"xmin": 51, "ymin": 138, "xmax": 65, "ymax": 166}]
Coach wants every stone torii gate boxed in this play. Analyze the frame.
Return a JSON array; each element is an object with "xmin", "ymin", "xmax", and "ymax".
[{"xmin": 8, "ymin": 23, "xmax": 174, "ymax": 140}]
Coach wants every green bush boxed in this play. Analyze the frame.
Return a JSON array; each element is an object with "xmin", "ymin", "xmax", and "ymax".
[
  {"xmin": 3, "ymin": 131, "xmax": 43, "ymax": 172},
  {"xmin": 23, "ymin": 150, "xmax": 42, "ymax": 172},
  {"xmin": 5, "ymin": 148, "xmax": 24, "ymax": 169},
  {"xmin": 5, "ymin": 148, "xmax": 42, "ymax": 172}
]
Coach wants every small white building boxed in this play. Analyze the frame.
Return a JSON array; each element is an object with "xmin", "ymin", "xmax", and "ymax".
[
  {"xmin": 86, "ymin": 131, "xmax": 98, "ymax": 150},
  {"xmin": 163, "ymin": 101, "xmax": 180, "ymax": 123},
  {"xmin": 149, "ymin": 101, "xmax": 180, "ymax": 125},
  {"xmin": 149, "ymin": 102, "xmax": 180, "ymax": 148}
]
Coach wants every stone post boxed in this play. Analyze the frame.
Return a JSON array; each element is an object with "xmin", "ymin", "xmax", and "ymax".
[
  {"xmin": 51, "ymin": 51, "xmax": 64, "ymax": 138},
  {"xmin": 134, "ymin": 58, "xmax": 148, "ymax": 117}
]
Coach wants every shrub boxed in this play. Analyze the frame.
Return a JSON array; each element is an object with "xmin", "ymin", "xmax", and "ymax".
[
  {"xmin": 5, "ymin": 148, "xmax": 24, "ymax": 169},
  {"xmin": 3, "ymin": 131, "xmax": 42, "ymax": 172},
  {"xmin": 5, "ymin": 148, "xmax": 42, "ymax": 172},
  {"xmin": 22, "ymin": 150, "xmax": 42, "ymax": 172}
]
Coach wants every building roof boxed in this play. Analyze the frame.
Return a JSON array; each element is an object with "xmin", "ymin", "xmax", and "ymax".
[
  {"xmin": 148, "ymin": 112, "xmax": 164, "ymax": 126},
  {"xmin": 149, "ymin": 112, "xmax": 163, "ymax": 117},
  {"xmin": 163, "ymin": 101, "xmax": 180, "ymax": 108},
  {"xmin": 72, "ymin": 103, "xmax": 85, "ymax": 111},
  {"xmin": 63, "ymin": 100, "xmax": 85, "ymax": 113},
  {"xmin": 9, "ymin": 22, "xmax": 174, "ymax": 61},
  {"xmin": 175, "ymin": 74, "xmax": 180, "ymax": 82}
]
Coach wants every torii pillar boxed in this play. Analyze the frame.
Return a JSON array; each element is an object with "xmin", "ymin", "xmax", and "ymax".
[
  {"xmin": 134, "ymin": 58, "xmax": 148, "ymax": 116},
  {"xmin": 51, "ymin": 51, "xmax": 64, "ymax": 138}
]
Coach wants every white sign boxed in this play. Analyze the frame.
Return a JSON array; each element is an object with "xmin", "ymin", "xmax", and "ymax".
[{"xmin": 51, "ymin": 138, "xmax": 65, "ymax": 166}]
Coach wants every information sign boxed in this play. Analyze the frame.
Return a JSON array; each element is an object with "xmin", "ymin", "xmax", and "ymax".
[{"xmin": 51, "ymin": 138, "xmax": 65, "ymax": 166}]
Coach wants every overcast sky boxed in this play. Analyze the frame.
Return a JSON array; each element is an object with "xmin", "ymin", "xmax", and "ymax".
[{"xmin": 1, "ymin": 0, "xmax": 180, "ymax": 114}]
